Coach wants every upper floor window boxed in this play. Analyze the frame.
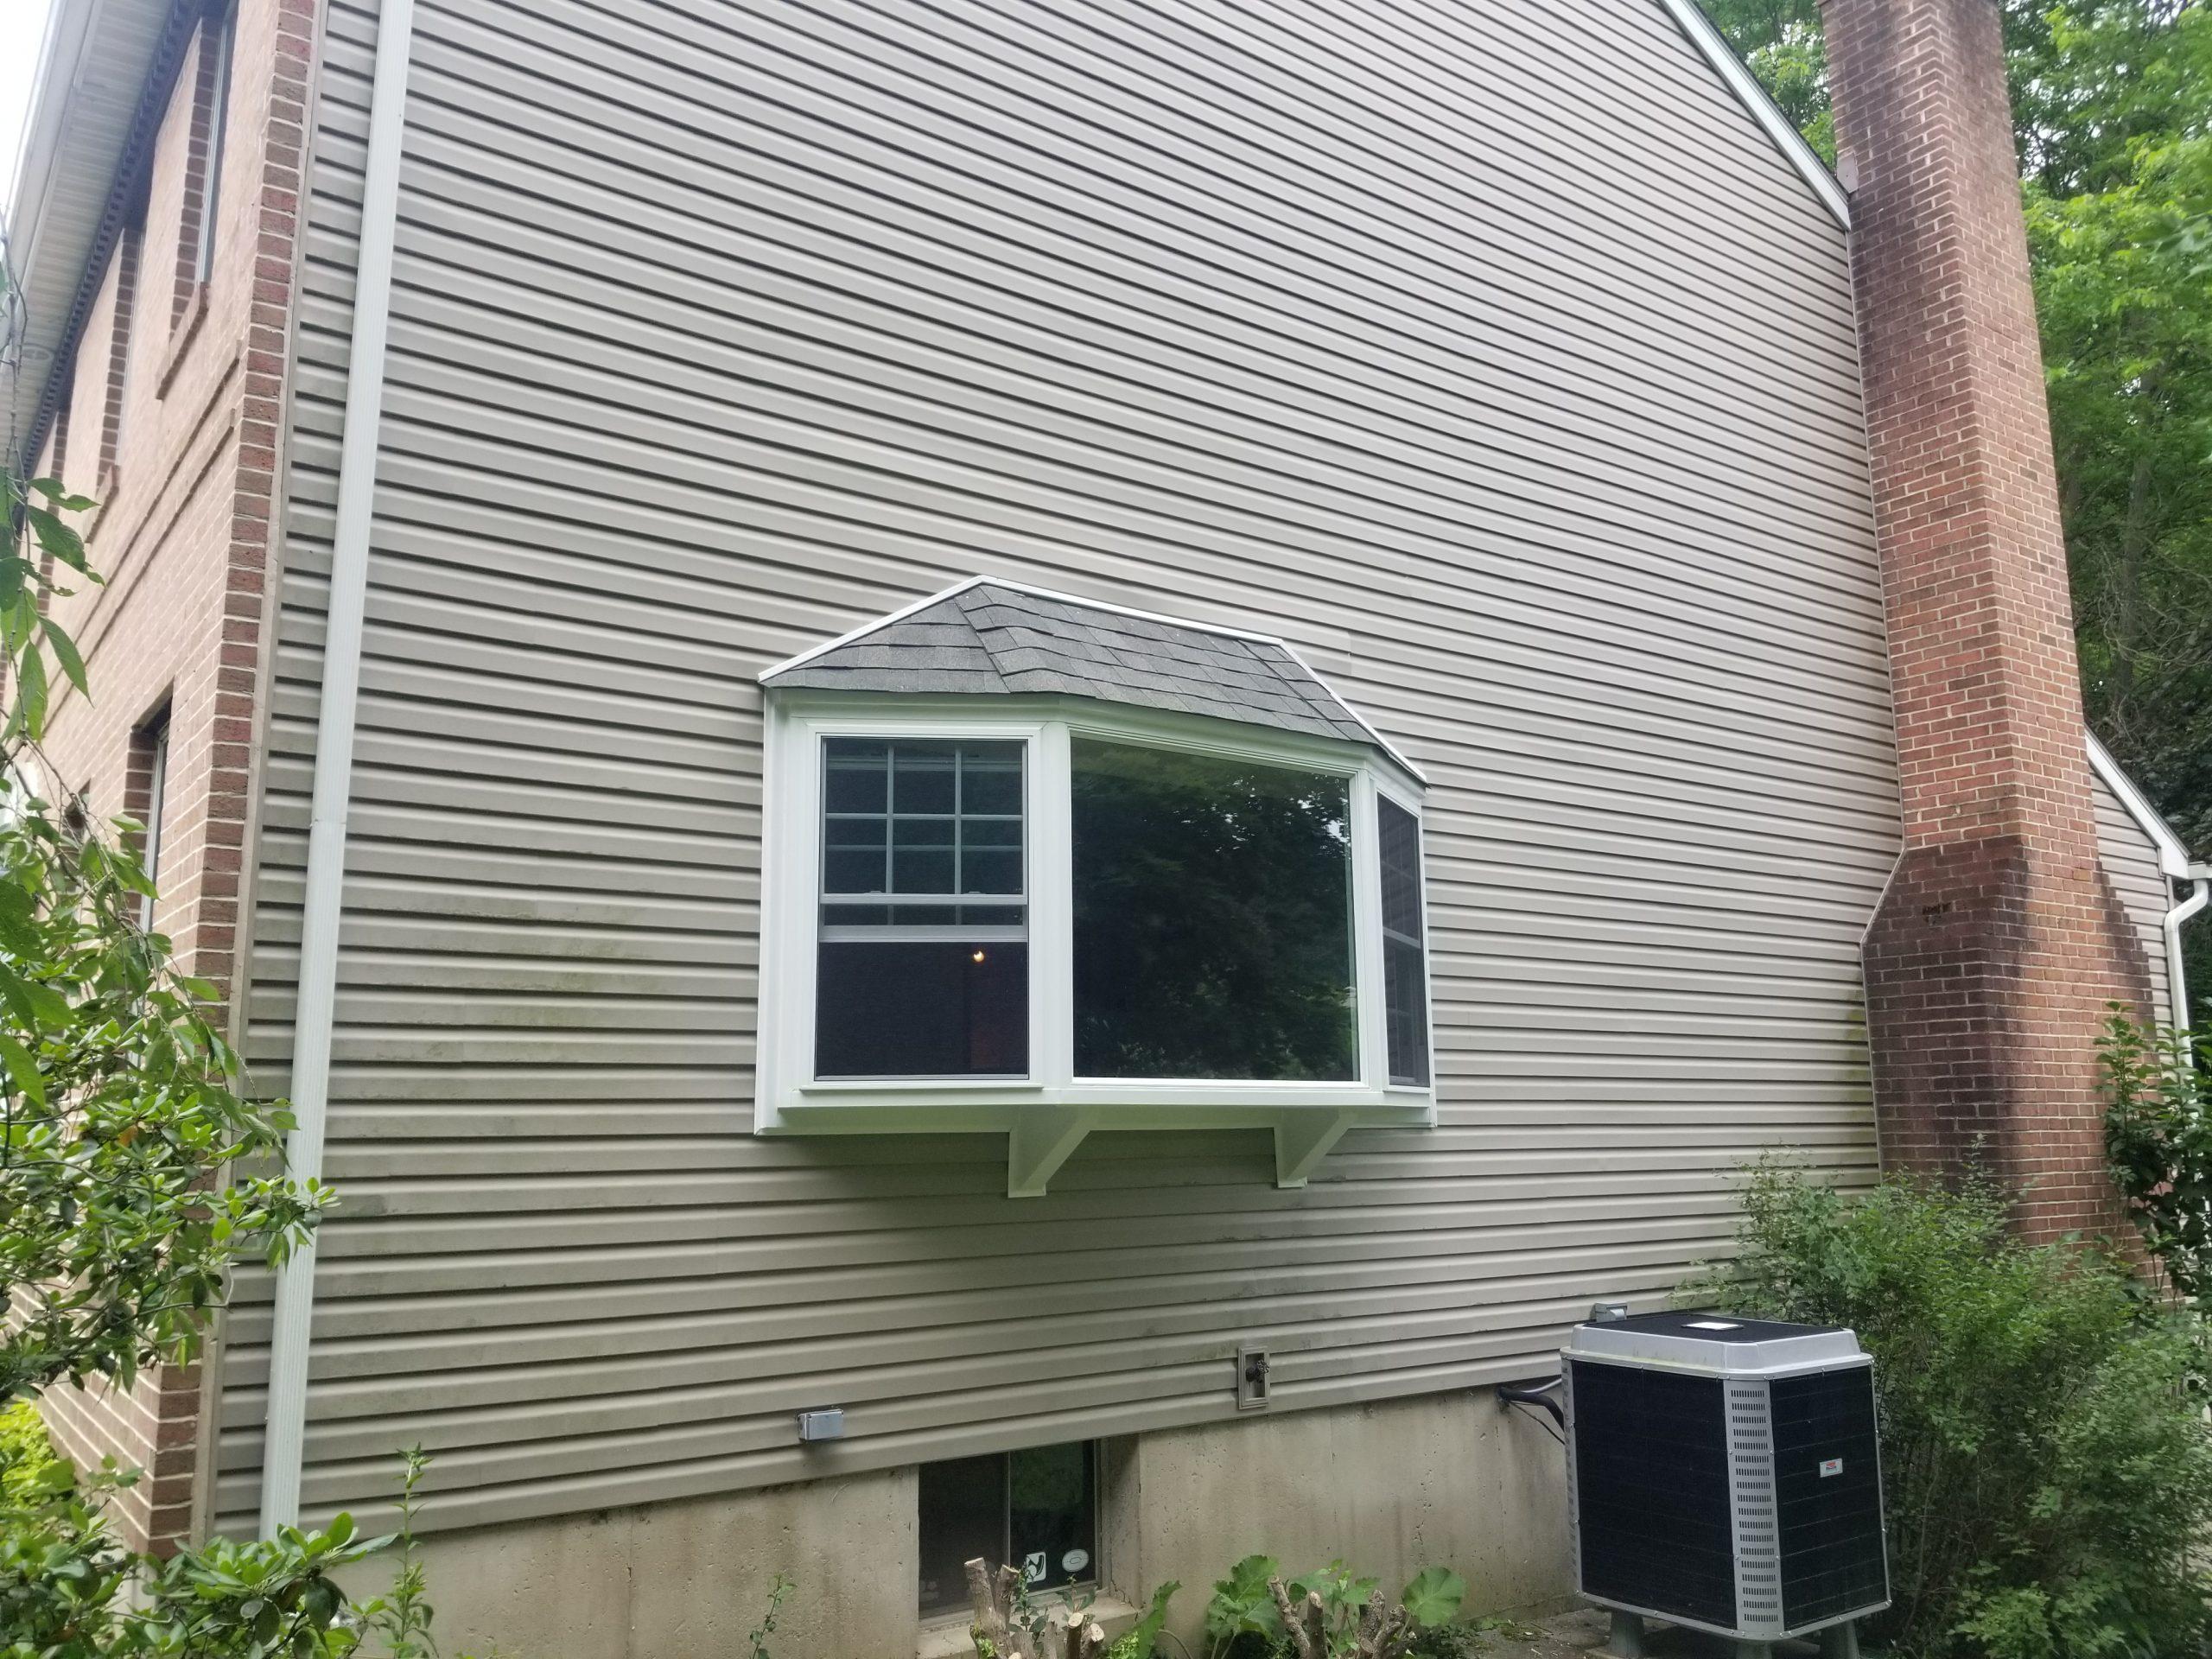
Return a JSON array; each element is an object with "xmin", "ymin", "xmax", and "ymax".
[
  {"xmin": 188, "ymin": 7, "xmax": 237, "ymax": 294},
  {"xmin": 755, "ymin": 580, "xmax": 1434, "ymax": 1194},
  {"xmin": 96, "ymin": 196, "xmax": 146, "ymax": 487}
]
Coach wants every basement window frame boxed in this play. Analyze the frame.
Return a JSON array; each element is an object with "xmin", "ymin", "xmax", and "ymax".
[{"xmin": 755, "ymin": 688, "xmax": 1436, "ymax": 1195}]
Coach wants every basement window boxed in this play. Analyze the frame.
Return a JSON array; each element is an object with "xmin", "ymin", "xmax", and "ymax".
[
  {"xmin": 918, "ymin": 1442, "xmax": 1098, "ymax": 1617},
  {"xmin": 754, "ymin": 579, "xmax": 1438, "ymax": 1193}
]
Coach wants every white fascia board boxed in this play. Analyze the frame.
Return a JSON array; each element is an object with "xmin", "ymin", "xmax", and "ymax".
[
  {"xmin": 1651, "ymin": 0, "xmax": 1853, "ymax": 230},
  {"xmin": 2087, "ymin": 731, "xmax": 2190, "ymax": 878}
]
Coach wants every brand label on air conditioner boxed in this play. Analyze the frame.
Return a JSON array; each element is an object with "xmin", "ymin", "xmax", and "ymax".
[{"xmin": 1819, "ymin": 1457, "xmax": 1845, "ymax": 1478}]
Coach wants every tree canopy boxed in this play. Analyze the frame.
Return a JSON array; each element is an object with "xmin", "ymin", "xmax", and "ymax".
[{"xmin": 1709, "ymin": 1, "xmax": 2212, "ymax": 1009}]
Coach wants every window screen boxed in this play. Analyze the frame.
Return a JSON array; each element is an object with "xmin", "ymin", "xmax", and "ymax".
[
  {"xmin": 1070, "ymin": 739, "xmax": 1354, "ymax": 1081},
  {"xmin": 1377, "ymin": 797, "xmax": 1430, "ymax": 1086},
  {"xmin": 815, "ymin": 738, "xmax": 1027, "ymax": 1077}
]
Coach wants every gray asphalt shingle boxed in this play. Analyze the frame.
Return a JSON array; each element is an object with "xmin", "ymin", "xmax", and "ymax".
[{"xmin": 766, "ymin": 582, "xmax": 1376, "ymax": 749}]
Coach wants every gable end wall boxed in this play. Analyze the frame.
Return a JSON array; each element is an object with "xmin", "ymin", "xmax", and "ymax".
[{"xmin": 217, "ymin": 0, "xmax": 1900, "ymax": 1538}]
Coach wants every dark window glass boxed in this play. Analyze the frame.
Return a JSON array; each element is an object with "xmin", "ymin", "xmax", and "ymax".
[
  {"xmin": 817, "ymin": 738, "xmax": 1027, "ymax": 1077},
  {"xmin": 1377, "ymin": 798, "xmax": 1430, "ymax": 1086},
  {"xmin": 918, "ymin": 1445, "xmax": 1097, "ymax": 1616},
  {"xmin": 816, "ymin": 941, "xmax": 1027, "ymax": 1077},
  {"xmin": 1071, "ymin": 739, "xmax": 1354, "ymax": 1080},
  {"xmin": 918, "ymin": 1453, "xmax": 1004, "ymax": 1617}
]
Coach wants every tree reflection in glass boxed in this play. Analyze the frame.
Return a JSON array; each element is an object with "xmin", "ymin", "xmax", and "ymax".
[{"xmin": 1071, "ymin": 738, "xmax": 1355, "ymax": 1080}]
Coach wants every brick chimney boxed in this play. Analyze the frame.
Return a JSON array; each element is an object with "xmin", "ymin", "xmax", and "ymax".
[{"xmin": 1821, "ymin": 0, "xmax": 2153, "ymax": 1239}]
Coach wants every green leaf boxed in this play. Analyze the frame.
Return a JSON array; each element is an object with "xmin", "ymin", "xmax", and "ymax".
[
  {"xmin": 39, "ymin": 615, "xmax": 89, "ymax": 696},
  {"xmin": 0, "ymin": 1033, "xmax": 47, "ymax": 1106},
  {"xmin": 1125, "ymin": 1580, "xmax": 1177, "ymax": 1656},
  {"xmin": 1399, "ymin": 1567, "xmax": 1465, "ymax": 1629},
  {"xmin": 8, "ymin": 641, "xmax": 48, "ymax": 741}
]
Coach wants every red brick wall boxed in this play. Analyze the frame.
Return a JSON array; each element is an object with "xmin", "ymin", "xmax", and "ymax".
[
  {"xmin": 30, "ymin": 0, "xmax": 315, "ymax": 1553},
  {"xmin": 1822, "ymin": 0, "xmax": 2152, "ymax": 1240}
]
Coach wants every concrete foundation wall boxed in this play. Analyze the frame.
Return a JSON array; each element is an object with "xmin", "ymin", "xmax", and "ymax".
[
  {"xmin": 378, "ymin": 1393, "xmax": 1570, "ymax": 1658},
  {"xmin": 358, "ymin": 1465, "xmax": 919, "ymax": 1659},
  {"xmin": 1104, "ymin": 1392, "xmax": 1572, "ymax": 1656}
]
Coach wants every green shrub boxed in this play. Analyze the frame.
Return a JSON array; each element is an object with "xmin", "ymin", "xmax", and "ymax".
[
  {"xmin": 0, "ymin": 1446, "xmax": 455, "ymax": 1658},
  {"xmin": 2100, "ymin": 1013, "xmax": 2212, "ymax": 1303},
  {"xmin": 1104, "ymin": 1580, "xmax": 1179, "ymax": 1659},
  {"xmin": 0, "ymin": 1401, "xmax": 69, "ymax": 1507},
  {"xmin": 1683, "ymin": 1166, "xmax": 2212, "ymax": 1659},
  {"xmin": 1199, "ymin": 1555, "xmax": 1466, "ymax": 1659}
]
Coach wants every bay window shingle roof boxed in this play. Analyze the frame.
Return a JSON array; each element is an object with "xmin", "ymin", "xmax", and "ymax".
[{"xmin": 760, "ymin": 579, "xmax": 1389, "ymax": 755}]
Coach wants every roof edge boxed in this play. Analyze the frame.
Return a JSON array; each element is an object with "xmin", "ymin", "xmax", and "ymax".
[
  {"xmin": 1651, "ymin": 0, "xmax": 1853, "ymax": 230},
  {"xmin": 2087, "ymin": 730, "xmax": 2191, "ymax": 880},
  {"xmin": 5, "ymin": 0, "xmax": 192, "ymax": 477}
]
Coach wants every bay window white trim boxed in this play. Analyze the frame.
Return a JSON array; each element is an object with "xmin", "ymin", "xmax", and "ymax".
[{"xmin": 755, "ymin": 690, "xmax": 1435, "ymax": 1194}]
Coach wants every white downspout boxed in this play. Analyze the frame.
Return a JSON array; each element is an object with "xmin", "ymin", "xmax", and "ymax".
[
  {"xmin": 2166, "ymin": 867, "xmax": 2209, "ymax": 1029},
  {"xmin": 257, "ymin": 0, "xmax": 415, "ymax": 1535}
]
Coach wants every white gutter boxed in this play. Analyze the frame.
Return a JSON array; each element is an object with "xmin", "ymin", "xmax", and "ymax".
[
  {"xmin": 2166, "ymin": 866, "xmax": 2208, "ymax": 1029},
  {"xmin": 257, "ymin": 0, "xmax": 414, "ymax": 1534}
]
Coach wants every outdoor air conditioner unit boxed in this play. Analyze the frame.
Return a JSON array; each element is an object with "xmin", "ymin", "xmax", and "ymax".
[{"xmin": 1564, "ymin": 1311, "xmax": 1890, "ymax": 1649}]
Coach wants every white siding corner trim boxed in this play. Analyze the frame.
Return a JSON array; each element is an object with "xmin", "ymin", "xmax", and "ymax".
[
  {"xmin": 257, "ymin": 0, "xmax": 416, "ymax": 1535},
  {"xmin": 1650, "ymin": 0, "xmax": 1853, "ymax": 229}
]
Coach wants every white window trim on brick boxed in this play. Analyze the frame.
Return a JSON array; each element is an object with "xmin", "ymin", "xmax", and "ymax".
[{"xmin": 755, "ymin": 690, "xmax": 1436, "ymax": 1195}]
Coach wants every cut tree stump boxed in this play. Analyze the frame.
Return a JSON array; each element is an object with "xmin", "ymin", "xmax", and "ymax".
[
  {"xmin": 1267, "ymin": 1575, "xmax": 1417, "ymax": 1659},
  {"xmin": 963, "ymin": 1558, "xmax": 1108, "ymax": 1659}
]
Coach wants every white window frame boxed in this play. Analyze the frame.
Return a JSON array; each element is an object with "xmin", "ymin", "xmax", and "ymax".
[{"xmin": 757, "ymin": 690, "xmax": 1436, "ymax": 1195}]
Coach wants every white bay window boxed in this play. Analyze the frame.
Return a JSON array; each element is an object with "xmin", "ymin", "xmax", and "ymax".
[{"xmin": 755, "ymin": 580, "xmax": 1435, "ymax": 1195}]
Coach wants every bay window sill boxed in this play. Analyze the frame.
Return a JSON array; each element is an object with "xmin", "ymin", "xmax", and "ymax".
[{"xmin": 766, "ymin": 1087, "xmax": 1435, "ymax": 1196}]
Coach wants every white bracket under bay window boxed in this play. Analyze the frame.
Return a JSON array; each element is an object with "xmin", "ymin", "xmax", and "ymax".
[{"xmin": 754, "ymin": 579, "xmax": 1436, "ymax": 1196}]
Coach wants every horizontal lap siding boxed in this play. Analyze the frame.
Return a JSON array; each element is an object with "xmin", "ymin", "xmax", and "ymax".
[
  {"xmin": 2093, "ymin": 774, "xmax": 2175, "ymax": 1022},
  {"xmin": 216, "ymin": 0, "xmax": 1893, "ymax": 1531}
]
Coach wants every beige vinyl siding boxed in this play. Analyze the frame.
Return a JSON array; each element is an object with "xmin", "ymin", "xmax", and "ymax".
[
  {"xmin": 216, "ymin": 0, "xmax": 1895, "ymax": 1531},
  {"xmin": 2093, "ymin": 772, "xmax": 2177, "ymax": 1023}
]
